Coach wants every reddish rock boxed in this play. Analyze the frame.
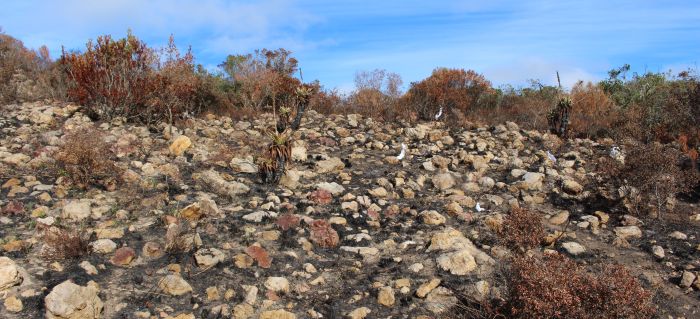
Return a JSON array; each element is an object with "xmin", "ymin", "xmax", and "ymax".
[{"xmin": 111, "ymin": 247, "xmax": 136, "ymax": 266}]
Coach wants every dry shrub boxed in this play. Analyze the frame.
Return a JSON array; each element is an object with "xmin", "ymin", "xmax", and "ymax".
[
  {"xmin": 61, "ymin": 32, "xmax": 208, "ymax": 124},
  {"xmin": 622, "ymin": 143, "xmax": 698, "ymax": 217},
  {"xmin": 402, "ymin": 68, "xmax": 492, "ymax": 124},
  {"xmin": 0, "ymin": 30, "xmax": 65, "ymax": 103},
  {"xmin": 499, "ymin": 207, "xmax": 545, "ymax": 251},
  {"xmin": 55, "ymin": 127, "xmax": 121, "ymax": 190},
  {"xmin": 504, "ymin": 254, "xmax": 655, "ymax": 319},
  {"xmin": 569, "ymin": 81, "xmax": 618, "ymax": 138},
  {"xmin": 309, "ymin": 219, "xmax": 339, "ymax": 248},
  {"xmin": 219, "ymin": 48, "xmax": 301, "ymax": 111},
  {"xmin": 344, "ymin": 69, "xmax": 403, "ymax": 121},
  {"xmin": 41, "ymin": 226, "xmax": 91, "ymax": 260},
  {"xmin": 308, "ymin": 87, "xmax": 342, "ymax": 115},
  {"xmin": 471, "ymin": 83, "xmax": 559, "ymax": 131}
]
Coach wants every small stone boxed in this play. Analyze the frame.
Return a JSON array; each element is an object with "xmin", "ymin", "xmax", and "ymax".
[
  {"xmin": 341, "ymin": 201, "xmax": 359, "ymax": 212},
  {"xmin": 159, "ymin": 274, "xmax": 192, "ymax": 296},
  {"xmin": 561, "ymin": 242, "xmax": 586, "ymax": 256},
  {"xmin": 79, "ymin": 261, "xmax": 98, "ymax": 275},
  {"xmin": 142, "ymin": 242, "xmax": 164, "ymax": 259},
  {"xmin": 421, "ymin": 210, "xmax": 446, "ymax": 225},
  {"xmin": 425, "ymin": 287, "xmax": 458, "ymax": 314},
  {"xmin": 436, "ymin": 250, "xmax": 477, "ymax": 275},
  {"xmin": 260, "ymin": 309, "xmax": 296, "ymax": 319},
  {"xmin": 652, "ymin": 245, "xmax": 665, "ymax": 259},
  {"xmin": 169, "ymin": 135, "xmax": 192, "ymax": 156},
  {"xmin": 194, "ymin": 248, "xmax": 225, "ymax": 268},
  {"xmin": 230, "ymin": 157, "xmax": 258, "ymax": 173},
  {"xmin": 4, "ymin": 295, "xmax": 22, "ymax": 312},
  {"xmin": 669, "ymin": 231, "xmax": 688, "ymax": 240},
  {"xmin": 90, "ymin": 239, "xmax": 117, "ymax": 254},
  {"xmin": 562, "ymin": 180, "xmax": 583, "ymax": 194},
  {"xmin": 110, "ymin": 247, "xmax": 136, "ymax": 266},
  {"xmin": 264, "ymin": 277, "xmax": 290, "ymax": 293},
  {"xmin": 416, "ymin": 278, "xmax": 441, "ymax": 298},
  {"xmin": 614, "ymin": 226, "xmax": 642, "ymax": 239},
  {"xmin": 316, "ymin": 182, "xmax": 345, "ymax": 196},
  {"xmin": 408, "ymin": 263, "xmax": 424, "ymax": 273},
  {"xmin": 62, "ymin": 200, "xmax": 91, "ymax": 221},
  {"xmin": 180, "ymin": 203, "xmax": 203, "ymax": 221},
  {"xmin": 368, "ymin": 187, "xmax": 388, "ymax": 198},
  {"xmin": 234, "ymin": 254, "xmax": 254, "ymax": 269},
  {"xmin": 432, "ymin": 173, "xmax": 456, "ymax": 191},
  {"xmin": 347, "ymin": 307, "xmax": 371, "ymax": 319},
  {"xmin": 377, "ymin": 286, "xmax": 395, "ymax": 307},
  {"xmin": 680, "ymin": 271, "xmax": 697, "ymax": 288},
  {"xmin": 315, "ymin": 157, "xmax": 345, "ymax": 173},
  {"xmin": 594, "ymin": 211, "xmax": 609, "ymax": 223},
  {"xmin": 206, "ymin": 286, "xmax": 220, "ymax": 301},
  {"xmin": 549, "ymin": 211, "xmax": 569, "ymax": 225},
  {"xmin": 233, "ymin": 303, "xmax": 254, "ymax": 319}
]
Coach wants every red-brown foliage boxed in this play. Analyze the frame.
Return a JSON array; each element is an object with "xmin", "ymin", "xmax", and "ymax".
[
  {"xmin": 61, "ymin": 32, "xmax": 206, "ymax": 124},
  {"xmin": 0, "ymin": 30, "xmax": 64, "ymax": 103},
  {"xmin": 569, "ymin": 81, "xmax": 618, "ymax": 138},
  {"xmin": 402, "ymin": 68, "xmax": 492, "ymax": 123},
  {"xmin": 504, "ymin": 254, "xmax": 655, "ymax": 319},
  {"xmin": 309, "ymin": 219, "xmax": 339, "ymax": 248},
  {"xmin": 499, "ymin": 207, "xmax": 545, "ymax": 251}
]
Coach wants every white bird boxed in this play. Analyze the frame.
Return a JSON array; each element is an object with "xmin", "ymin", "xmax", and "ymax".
[
  {"xmin": 546, "ymin": 151, "xmax": 557, "ymax": 163},
  {"xmin": 396, "ymin": 143, "xmax": 407, "ymax": 160},
  {"xmin": 475, "ymin": 202, "xmax": 485, "ymax": 212},
  {"xmin": 434, "ymin": 107, "xmax": 443, "ymax": 120}
]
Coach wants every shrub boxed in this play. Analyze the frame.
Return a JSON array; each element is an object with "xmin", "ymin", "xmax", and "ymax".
[
  {"xmin": 569, "ymin": 81, "xmax": 618, "ymax": 138},
  {"xmin": 345, "ymin": 69, "xmax": 403, "ymax": 121},
  {"xmin": 621, "ymin": 142, "xmax": 698, "ymax": 217},
  {"xmin": 61, "ymin": 32, "xmax": 205, "ymax": 124},
  {"xmin": 503, "ymin": 254, "xmax": 655, "ymax": 319},
  {"xmin": 219, "ymin": 48, "xmax": 301, "ymax": 110},
  {"xmin": 499, "ymin": 207, "xmax": 545, "ymax": 251},
  {"xmin": 55, "ymin": 127, "xmax": 121, "ymax": 190},
  {"xmin": 41, "ymin": 226, "xmax": 91, "ymax": 260},
  {"xmin": 0, "ymin": 29, "xmax": 64, "ymax": 103},
  {"xmin": 402, "ymin": 68, "xmax": 492, "ymax": 123}
]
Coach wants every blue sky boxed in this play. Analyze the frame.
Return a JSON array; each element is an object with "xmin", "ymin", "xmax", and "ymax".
[{"xmin": 2, "ymin": 0, "xmax": 699, "ymax": 92}]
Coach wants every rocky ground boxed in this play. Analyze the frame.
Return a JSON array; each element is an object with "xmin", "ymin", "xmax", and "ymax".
[{"xmin": 0, "ymin": 102, "xmax": 699, "ymax": 318}]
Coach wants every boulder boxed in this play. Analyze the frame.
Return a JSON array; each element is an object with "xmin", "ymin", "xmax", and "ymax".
[{"xmin": 45, "ymin": 280, "xmax": 102, "ymax": 319}]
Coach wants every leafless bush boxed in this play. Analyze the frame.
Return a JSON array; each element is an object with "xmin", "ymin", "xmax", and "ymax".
[
  {"xmin": 41, "ymin": 226, "xmax": 91, "ymax": 260},
  {"xmin": 622, "ymin": 143, "xmax": 698, "ymax": 217},
  {"xmin": 55, "ymin": 127, "xmax": 121, "ymax": 190}
]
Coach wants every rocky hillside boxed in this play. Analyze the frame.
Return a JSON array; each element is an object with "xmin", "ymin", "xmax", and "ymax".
[{"xmin": 0, "ymin": 102, "xmax": 698, "ymax": 318}]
